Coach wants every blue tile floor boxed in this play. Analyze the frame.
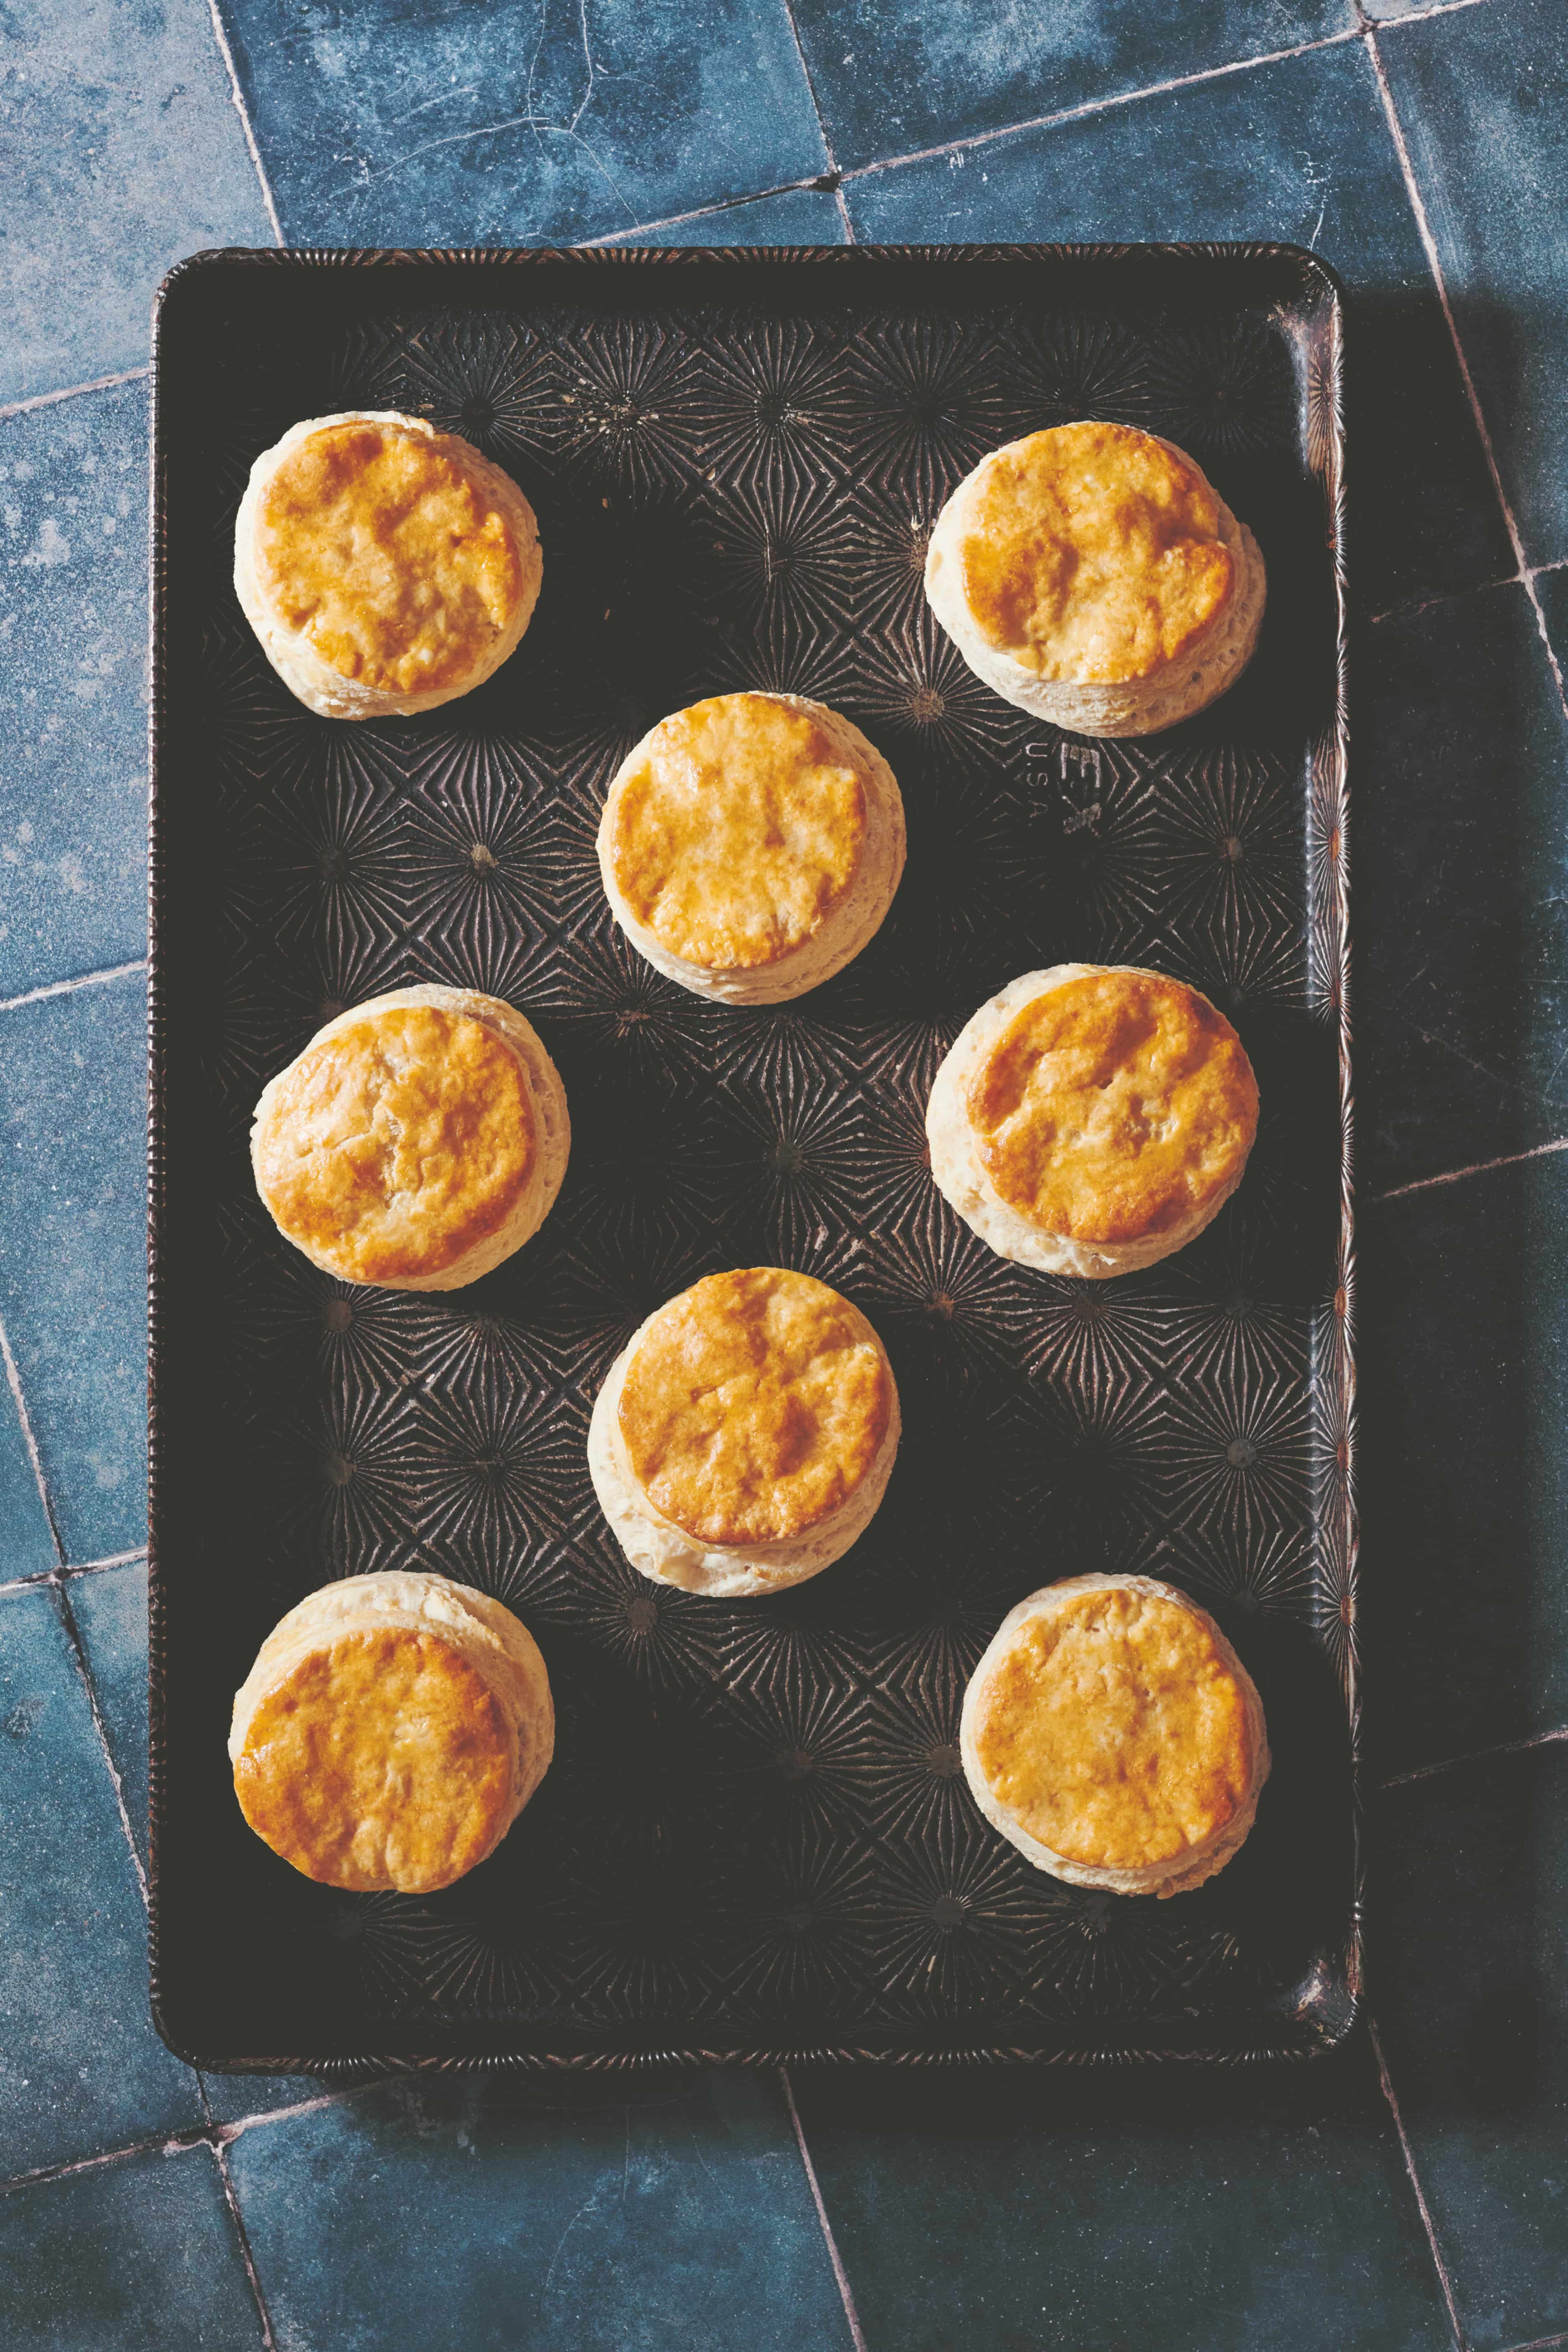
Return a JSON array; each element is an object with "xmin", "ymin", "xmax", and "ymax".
[{"xmin": 2, "ymin": 0, "xmax": 1566, "ymax": 2345}]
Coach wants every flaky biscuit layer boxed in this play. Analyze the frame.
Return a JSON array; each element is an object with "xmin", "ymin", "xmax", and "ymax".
[
  {"xmin": 234, "ymin": 411, "xmax": 542, "ymax": 719},
  {"xmin": 251, "ymin": 984, "xmax": 569, "ymax": 1292},
  {"xmin": 960, "ymin": 1574, "xmax": 1269, "ymax": 1897},
  {"xmin": 229, "ymin": 1571, "xmax": 554, "ymax": 1893}
]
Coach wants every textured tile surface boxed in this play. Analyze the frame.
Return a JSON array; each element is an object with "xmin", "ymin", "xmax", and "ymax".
[
  {"xmin": 220, "ymin": 0, "xmax": 827, "ymax": 247},
  {"xmin": 0, "ymin": 976, "xmax": 146, "ymax": 1563},
  {"xmin": 0, "ymin": 2145, "xmax": 264, "ymax": 2348},
  {"xmin": 1379, "ymin": 0, "xmax": 1568, "ymax": 568},
  {"xmin": 845, "ymin": 40, "xmax": 1513, "ymax": 618},
  {"xmin": 0, "ymin": 1586, "xmax": 202, "ymax": 2178},
  {"xmin": 792, "ymin": 2053, "xmax": 1454, "ymax": 2352},
  {"xmin": 0, "ymin": 0, "xmax": 272, "ymax": 407},
  {"xmin": 613, "ymin": 185, "xmax": 849, "ymax": 246},
  {"xmin": 0, "ymin": 378, "xmax": 149, "ymax": 1000},
  {"xmin": 68, "ymin": 1561, "xmax": 150, "ymax": 1872},
  {"xmin": 1360, "ymin": 1147, "xmax": 1568, "ymax": 1778},
  {"xmin": 792, "ymin": 0, "xmax": 1356, "ymax": 173},
  {"xmin": 230, "ymin": 2074, "xmax": 849, "ymax": 2351},
  {"xmin": 1356, "ymin": 581, "xmax": 1568, "ymax": 1196},
  {"xmin": 0, "ymin": 1380, "xmax": 56, "ymax": 1587},
  {"xmin": 1376, "ymin": 1741, "xmax": 1568, "ymax": 2352}
]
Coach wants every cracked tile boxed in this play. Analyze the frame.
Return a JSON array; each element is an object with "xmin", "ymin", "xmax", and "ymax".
[{"xmin": 218, "ymin": 0, "xmax": 828, "ymax": 246}]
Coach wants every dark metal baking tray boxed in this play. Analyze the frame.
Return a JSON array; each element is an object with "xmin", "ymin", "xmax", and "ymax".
[{"xmin": 148, "ymin": 244, "xmax": 1353, "ymax": 2071}]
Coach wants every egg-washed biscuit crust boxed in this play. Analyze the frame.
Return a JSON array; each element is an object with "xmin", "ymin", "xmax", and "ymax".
[
  {"xmin": 232, "ymin": 1624, "xmax": 514, "ymax": 1892},
  {"xmin": 616, "ymin": 1267, "xmax": 894, "ymax": 1546},
  {"xmin": 229, "ymin": 1571, "xmax": 554, "ymax": 1894},
  {"xmin": 952, "ymin": 422, "xmax": 1234, "ymax": 683},
  {"xmin": 969, "ymin": 967, "xmax": 1258, "ymax": 1244},
  {"xmin": 604, "ymin": 694, "xmax": 868, "ymax": 971},
  {"xmin": 255, "ymin": 417, "xmax": 526, "ymax": 698},
  {"xmin": 252, "ymin": 1002, "xmax": 536, "ymax": 1285},
  {"xmin": 967, "ymin": 1581, "xmax": 1258, "ymax": 1872}
]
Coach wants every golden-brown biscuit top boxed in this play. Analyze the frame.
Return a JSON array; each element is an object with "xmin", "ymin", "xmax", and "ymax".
[
  {"xmin": 255, "ymin": 421, "xmax": 525, "ymax": 696},
  {"xmin": 969, "ymin": 970, "xmax": 1257, "ymax": 1243},
  {"xmin": 969, "ymin": 1587, "xmax": 1256, "ymax": 1870},
  {"xmin": 231, "ymin": 1624, "xmax": 514, "ymax": 1892},
  {"xmin": 254, "ymin": 1005, "xmax": 535, "ymax": 1284},
  {"xmin": 956, "ymin": 423, "xmax": 1235, "ymax": 683},
  {"xmin": 606, "ymin": 695, "xmax": 868, "ymax": 971},
  {"xmin": 618, "ymin": 1267, "xmax": 892, "ymax": 1545}
]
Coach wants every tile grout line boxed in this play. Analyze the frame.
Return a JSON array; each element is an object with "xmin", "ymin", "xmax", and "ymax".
[
  {"xmin": 1380, "ymin": 1723, "xmax": 1568, "ymax": 1789},
  {"xmin": 780, "ymin": 2067, "xmax": 870, "ymax": 2352},
  {"xmin": 1298, "ymin": 547, "xmax": 1565, "ymax": 631},
  {"xmin": 0, "ymin": 2128, "xmax": 211, "ymax": 2202},
  {"xmin": 770, "ymin": 0, "xmax": 854, "ymax": 240},
  {"xmin": 55, "ymin": 1574, "xmax": 150, "ymax": 1905},
  {"xmin": 213, "ymin": 2137, "xmax": 282, "ymax": 2352},
  {"xmin": 0, "ymin": 1303, "xmax": 150, "ymax": 1894},
  {"xmin": 838, "ymin": 25, "xmax": 1364, "ymax": 185},
  {"xmin": 191, "ymin": 2072, "xmax": 280, "ymax": 2347},
  {"xmin": 0, "ymin": 960, "xmax": 148, "ymax": 1018},
  {"xmin": 1364, "ymin": 25, "xmax": 1568, "ymax": 724},
  {"xmin": 1369, "ymin": 1135, "xmax": 1568, "ymax": 1204},
  {"xmin": 0, "ymin": 2090, "xmax": 359, "ymax": 2201},
  {"xmin": 201, "ymin": 0, "xmax": 285, "ymax": 245},
  {"xmin": 1370, "ymin": 2018, "xmax": 1469, "ymax": 2352},
  {"xmin": 0, "ymin": 1550, "xmax": 147, "ymax": 1600},
  {"xmin": 580, "ymin": 172, "xmax": 845, "ymax": 247},
  {"xmin": 0, "ymin": 1313, "xmax": 67, "ymax": 1569},
  {"xmin": 0, "ymin": 368, "xmax": 151, "ymax": 424},
  {"xmin": 1377, "ymin": 0, "xmax": 1497, "ymax": 21}
]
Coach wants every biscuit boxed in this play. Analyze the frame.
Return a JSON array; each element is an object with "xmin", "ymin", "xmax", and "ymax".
[
  {"xmin": 924, "ymin": 422, "xmax": 1266, "ymax": 736},
  {"xmin": 960, "ymin": 1573, "xmax": 1269, "ymax": 1897},
  {"xmin": 596, "ymin": 692, "xmax": 906, "ymax": 1004},
  {"xmin": 587, "ymin": 1266, "xmax": 900, "ymax": 1597},
  {"xmin": 229, "ymin": 1570, "xmax": 554, "ymax": 1894},
  {"xmin": 251, "ymin": 983, "xmax": 570, "ymax": 1292},
  {"xmin": 234, "ymin": 410, "xmax": 543, "ymax": 719},
  {"xmin": 926, "ymin": 963, "xmax": 1258, "ymax": 1278}
]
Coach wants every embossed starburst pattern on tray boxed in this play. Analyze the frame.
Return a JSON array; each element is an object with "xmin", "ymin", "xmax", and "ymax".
[{"xmin": 150, "ymin": 249, "xmax": 1353, "ymax": 2067}]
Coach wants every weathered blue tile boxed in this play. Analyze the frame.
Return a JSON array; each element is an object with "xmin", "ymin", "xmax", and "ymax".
[
  {"xmin": 0, "ymin": 975, "xmax": 146, "ymax": 1563},
  {"xmin": 0, "ymin": 2143, "xmax": 264, "ymax": 2347},
  {"xmin": 0, "ymin": 1381, "xmax": 55, "ymax": 1587},
  {"xmin": 67, "ymin": 1560, "xmax": 149, "ymax": 1873},
  {"xmin": 793, "ymin": 0, "xmax": 1355, "ymax": 174},
  {"xmin": 612, "ymin": 185, "xmax": 849, "ymax": 248},
  {"xmin": 0, "ymin": 1585, "xmax": 202, "ymax": 2176},
  {"xmin": 0, "ymin": 379, "xmax": 149, "ymax": 1000},
  {"xmin": 229, "ymin": 2073, "xmax": 850, "ymax": 2351},
  {"xmin": 201, "ymin": 2066, "xmax": 344, "ymax": 2125},
  {"xmin": 1360, "ymin": 1148, "xmax": 1568, "ymax": 1779},
  {"xmin": 1357, "ymin": 581, "xmax": 1568, "ymax": 1196},
  {"xmin": 1379, "ymin": 0, "xmax": 1568, "ymax": 568},
  {"xmin": 219, "ymin": 0, "xmax": 827, "ymax": 247},
  {"xmin": 0, "ymin": 0, "xmax": 272, "ymax": 407},
  {"xmin": 62, "ymin": 1568, "xmax": 327, "ymax": 2124},
  {"xmin": 845, "ymin": 41, "xmax": 1513, "ymax": 618},
  {"xmin": 1375, "ymin": 1740, "xmax": 1568, "ymax": 2352},
  {"xmin": 791, "ymin": 2049, "xmax": 1453, "ymax": 2352}
]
